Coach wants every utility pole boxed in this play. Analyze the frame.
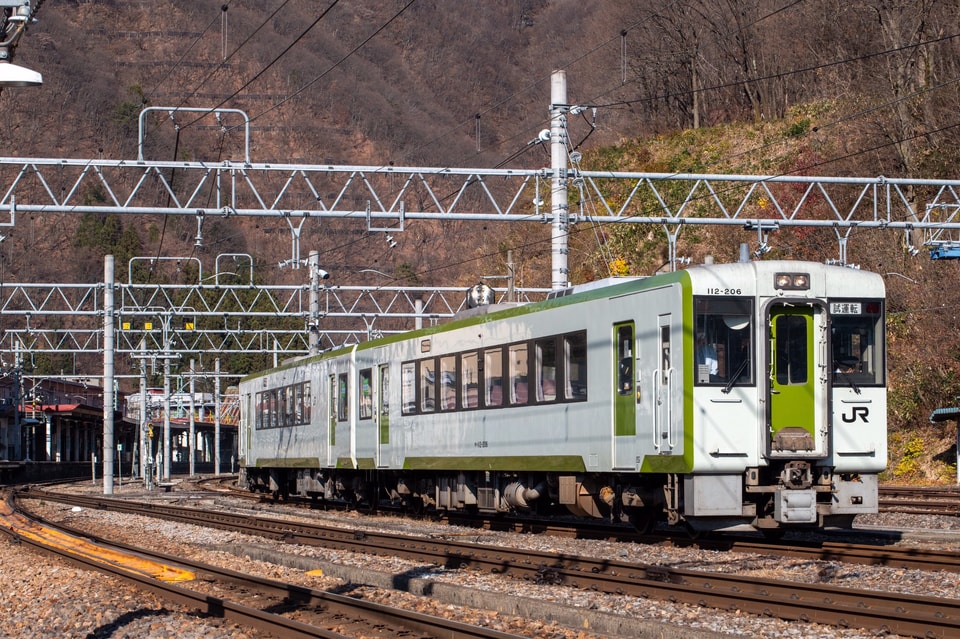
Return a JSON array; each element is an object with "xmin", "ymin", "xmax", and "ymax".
[
  {"xmin": 550, "ymin": 70, "xmax": 569, "ymax": 290},
  {"xmin": 309, "ymin": 250, "xmax": 320, "ymax": 356},
  {"xmin": 103, "ymin": 255, "xmax": 115, "ymax": 495}
]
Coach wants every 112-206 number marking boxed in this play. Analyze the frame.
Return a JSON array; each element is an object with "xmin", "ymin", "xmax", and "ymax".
[{"xmin": 706, "ymin": 287, "xmax": 742, "ymax": 295}]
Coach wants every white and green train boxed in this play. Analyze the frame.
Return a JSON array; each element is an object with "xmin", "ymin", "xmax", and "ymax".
[{"xmin": 238, "ymin": 260, "xmax": 886, "ymax": 534}]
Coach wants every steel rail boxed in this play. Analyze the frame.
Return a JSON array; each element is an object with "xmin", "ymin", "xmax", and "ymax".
[
  {"xmin": 6, "ymin": 492, "xmax": 529, "ymax": 639},
  {"xmin": 21, "ymin": 488, "xmax": 960, "ymax": 638}
]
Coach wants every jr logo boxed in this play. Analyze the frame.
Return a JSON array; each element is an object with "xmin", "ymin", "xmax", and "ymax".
[{"xmin": 841, "ymin": 407, "xmax": 870, "ymax": 423}]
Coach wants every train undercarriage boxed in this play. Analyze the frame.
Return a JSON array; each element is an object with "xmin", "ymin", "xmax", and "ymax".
[{"xmin": 241, "ymin": 462, "xmax": 877, "ymax": 534}]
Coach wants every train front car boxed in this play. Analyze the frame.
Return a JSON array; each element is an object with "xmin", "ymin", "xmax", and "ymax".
[{"xmin": 681, "ymin": 261, "xmax": 886, "ymax": 534}]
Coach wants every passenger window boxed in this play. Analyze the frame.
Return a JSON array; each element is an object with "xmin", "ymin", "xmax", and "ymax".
[
  {"xmin": 302, "ymin": 382, "xmax": 312, "ymax": 423},
  {"xmin": 509, "ymin": 344, "xmax": 529, "ymax": 405},
  {"xmin": 401, "ymin": 362, "xmax": 416, "ymax": 414},
  {"xmin": 440, "ymin": 355, "xmax": 457, "ymax": 411},
  {"xmin": 337, "ymin": 373, "xmax": 348, "ymax": 421},
  {"xmin": 461, "ymin": 352, "xmax": 479, "ymax": 408},
  {"xmin": 358, "ymin": 369, "xmax": 373, "ymax": 420},
  {"xmin": 564, "ymin": 332, "xmax": 587, "ymax": 400},
  {"xmin": 484, "ymin": 347, "xmax": 504, "ymax": 407},
  {"xmin": 536, "ymin": 337, "xmax": 557, "ymax": 402},
  {"xmin": 420, "ymin": 359, "xmax": 436, "ymax": 413}
]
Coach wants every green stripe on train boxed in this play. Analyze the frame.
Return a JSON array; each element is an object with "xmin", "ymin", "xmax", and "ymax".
[{"xmin": 402, "ymin": 455, "xmax": 587, "ymax": 472}]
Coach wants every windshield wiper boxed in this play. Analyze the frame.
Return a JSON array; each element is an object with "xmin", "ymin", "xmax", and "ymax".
[
  {"xmin": 722, "ymin": 358, "xmax": 751, "ymax": 394},
  {"xmin": 832, "ymin": 360, "xmax": 862, "ymax": 395}
]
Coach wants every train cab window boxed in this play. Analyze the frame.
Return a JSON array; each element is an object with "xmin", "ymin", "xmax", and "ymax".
[
  {"xmin": 440, "ymin": 355, "xmax": 457, "ymax": 411},
  {"xmin": 401, "ymin": 362, "xmax": 416, "ymax": 414},
  {"xmin": 484, "ymin": 347, "xmax": 504, "ymax": 407},
  {"xmin": 831, "ymin": 299, "xmax": 885, "ymax": 386},
  {"xmin": 420, "ymin": 359, "xmax": 436, "ymax": 413},
  {"xmin": 564, "ymin": 331, "xmax": 587, "ymax": 400},
  {"xmin": 535, "ymin": 338, "xmax": 557, "ymax": 402},
  {"xmin": 693, "ymin": 297, "xmax": 754, "ymax": 386},
  {"xmin": 460, "ymin": 351, "xmax": 479, "ymax": 408},
  {"xmin": 337, "ymin": 373, "xmax": 349, "ymax": 421},
  {"xmin": 509, "ymin": 344, "xmax": 529, "ymax": 405},
  {"xmin": 358, "ymin": 369, "xmax": 373, "ymax": 420}
]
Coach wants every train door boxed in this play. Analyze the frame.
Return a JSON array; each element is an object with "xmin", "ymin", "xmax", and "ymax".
[
  {"xmin": 768, "ymin": 304, "xmax": 827, "ymax": 457},
  {"xmin": 327, "ymin": 374, "xmax": 336, "ymax": 467},
  {"xmin": 655, "ymin": 314, "xmax": 677, "ymax": 453},
  {"xmin": 376, "ymin": 364, "xmax": 390, "ymax": 466},
  {"xmin": 613, "ymin": 322, "xmax": 636, "ymax": 468}
]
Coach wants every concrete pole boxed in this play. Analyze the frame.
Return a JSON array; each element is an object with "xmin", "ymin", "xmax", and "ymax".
[
  {"xmin": 309, "ymin": 249, "xmax": 320, "ymax": 356},
  {"xmin": 550, "ymin": 70, "xmax": 569, "ymax": 290},
  {"xmin": 163, "ymin": 333, "xmax": 171, "ymax": 481},
  {"xmin": 140, "ymin": 340, "xmax": 150, "ymax": 488},
  {"xmin": 215, "ymin": 357, "xmax": 221, "ymax": 476},
  {"xmin": 103, "ymin": 255, "xmax": 115, "ymax": 495},
  {"xmin": 188, "ymin": 358, "xmax": 196, "ymax": 476}
]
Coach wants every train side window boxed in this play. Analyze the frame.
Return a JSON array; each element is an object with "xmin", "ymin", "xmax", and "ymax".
[
  {"xmin": 484, "ymin": 347, "xmax": 504, "ymax": 407},
  {"xmin": 440, "ymin": 355, "xmax": 457, "ymax": 411},
  {"xmin": 302, "ymin": 382, "xmax": 312, "ymax": 424},
  {"xmin": 420, "ymin": 358, "xmax": 436, "ymax": 412},
  {"xmin": 509, "ymin": 343, "xmax": 529, "ymax": 405},
  {"xmin": 617, "ymin": 325, "xmax": 634, "ymax": 395},
  {"xmin": 460, "ymin": 351, "xmax": 479, "ymax": 408},
  {"xmin": 284, "ymin": 386, "xmax": 295, "ymax": 427},
  {"xmin": 337, "ymin": 373, "xmax": 349, "ymax": 421},
  {"xmin": 536, "ymin": 337, "xmax": 558, "ymax": 402},
  {"xmin": 401, "ymin": 362, "xmax": 416, "ymax": 414},
  {"xmin": 267, "ymin": 389, "xmax": 278, "ymax": 428},
  {"xmin": 564, "ymin": 331, "xmax": 587, "ymax": 400},
  {"xmin": 358, "ymin": 368, "xmax": 373, "ymax": 420}
]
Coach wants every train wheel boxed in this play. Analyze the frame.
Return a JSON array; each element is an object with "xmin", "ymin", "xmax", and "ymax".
[{"xmin": 627, "ymin": 508, "xmax": 658, "ymax": 535}]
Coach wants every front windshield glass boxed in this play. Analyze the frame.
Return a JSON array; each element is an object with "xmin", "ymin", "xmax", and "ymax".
[
  {"xmin": 693, "ymin": 297, "xmax": 754, "ymax": 386},
  {"xmin": 830, "ymin": 299, "xmax": 884, "ymax": 386}
]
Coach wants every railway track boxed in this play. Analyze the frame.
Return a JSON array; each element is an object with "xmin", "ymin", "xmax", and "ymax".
[
  {"xmin": 879, "ymin": 485, "xmax": 960, "ymax": 516},
  {"xmin": 2, "ymin": 490, "xmax": 531, "ymax": 639},
  {"xmin": 18, "ymin": 487, "xmax": 960, "ymax": 639}
]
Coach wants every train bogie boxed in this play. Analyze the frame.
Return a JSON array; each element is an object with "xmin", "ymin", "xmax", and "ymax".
[{"xmin": 240, "ymin": 260, "xmax": 886, "ymax": 534}]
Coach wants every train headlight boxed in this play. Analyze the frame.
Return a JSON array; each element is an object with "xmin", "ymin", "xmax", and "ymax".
[{"xmin": 774, "ymin": 272, "xmax": 810, "ymax": 290}]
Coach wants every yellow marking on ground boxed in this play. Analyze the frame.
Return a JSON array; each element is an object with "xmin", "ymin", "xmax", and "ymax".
[
  {"xmin": 305, "ymin": 569, "xmax": 324, "ymax": 577},
  {"xmin": 0, "ymin": 501, "xmax": 195, "ymax": 582}
]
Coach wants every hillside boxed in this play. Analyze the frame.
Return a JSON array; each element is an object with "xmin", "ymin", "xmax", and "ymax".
[{"xmin": 4, "ymin": 1, "xmax": 960, "ymax": 481}]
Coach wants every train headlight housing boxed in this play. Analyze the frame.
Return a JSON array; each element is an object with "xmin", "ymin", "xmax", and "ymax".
[{"xmin": 774, "ymin": 272, "xmax": 810, "ymax": 290}]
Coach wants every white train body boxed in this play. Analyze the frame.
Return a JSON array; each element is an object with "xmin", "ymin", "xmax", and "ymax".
[{"xmin": 239, "ymin": 260, "xmax": 886, "ymax": 533}]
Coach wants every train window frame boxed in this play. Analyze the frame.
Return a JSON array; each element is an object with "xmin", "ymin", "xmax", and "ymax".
[
  {"xmin": 830, "ymin": 298, "xmax": 885, "ymax": 387},
  {"xmin": 439, "ymin": 355, "xmax": 457, "ymax": 411},
  {"xmin": 358, "ymin": 368, "xmax": 373, "ymax": 420},
  {"xmin": 693, "ymin": 296, "xmax": 755, "ymax": 387},
  {"xmin": 460, "ymin": 351, "xmax": 479, "ymax": 409},
  {"xmin": 484, "ymin": 346, "xmax": 505, "ymax": 408},
  {"xmin": 535, "ymin": 336, "xmax": 558, "ymax": 402},
  {"xmin": 775, "ymin": 315, "xmax": 809, "ymax": 385},
  {"xmin": 419, "ymin": 358, "xmax": 437, "ymax": 413},
  {"xmin": 401, "ymin": 361, "xmax": 416, "ymax": 415},
  {"xmin": 564, "ymin": 331, "xmax": 588, "ymax": 401},
  {"xmin": 509, "ymin": 343, "xmax": 529, "ymax": 405},
  {"xmin": 337, "ymin": 373, "xmax": 349, "ymax": 422}
]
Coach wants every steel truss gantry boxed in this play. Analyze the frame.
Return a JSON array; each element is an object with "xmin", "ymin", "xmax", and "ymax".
[{"xmin": 5, "ymin": 162, "xmax": 960, "ymax": 362}]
